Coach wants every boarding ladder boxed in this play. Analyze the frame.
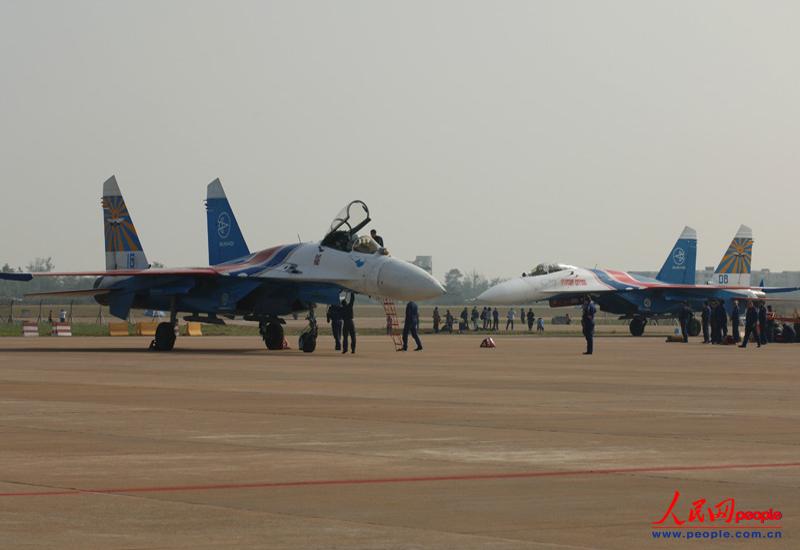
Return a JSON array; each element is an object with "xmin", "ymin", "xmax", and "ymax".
[{"xmin": 382, "ymin": 298, "xmax": 404, "ymax": 351}]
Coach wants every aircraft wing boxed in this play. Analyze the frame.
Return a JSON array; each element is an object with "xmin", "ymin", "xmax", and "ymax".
[{"xmin": 0, "ymin": 268, "xmax": 219, "ymax": 281}]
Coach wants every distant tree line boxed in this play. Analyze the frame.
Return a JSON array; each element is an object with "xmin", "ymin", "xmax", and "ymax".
[{"xmin": 437, "ymin": 268, "xmax": 506, "ymax": 304}]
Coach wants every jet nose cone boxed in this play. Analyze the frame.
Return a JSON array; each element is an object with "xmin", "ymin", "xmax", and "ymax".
[
  {"xmin": 477, "ymin": 278, "xmax": 527, "ymax": 304},
  {"xmin": 378, "ymin": 259, "xmax": 445, "ymax": 301}
]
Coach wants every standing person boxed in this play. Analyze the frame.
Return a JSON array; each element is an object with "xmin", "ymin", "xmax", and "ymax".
[
  {"xmin": 444, "ymin": 309, "xmax": 454, "ymax": 333},
  {"xmin": 59, "ymin": 309, "xmax": 67, "ymax": 323},
  {"xmin": 432, "ymin": 306, "xmax": 441, "ymax": 334},
  {"xmin": 471, "ymin": 306, "xmax": 479, "ymax": 331},
  {"xmin": 506, "ymin": 308, "xmax": 516, "ymax": 331},
  {"xmin": 766, "ymin": 305, "xmax": 776, "ymax": 343},
  {"xmin": 758, "ymin": 302, "xmax": 768, "ymax": 346},
  {"xmin": 520, "ymin": 308, "xmax": 525, "ymax": 326},
  {"xmin": 369, "ymin": 229, "xmax": 384, "ymax": 247},
  {"xmin": 492, "ymin": 307, "xmax": 500, "ymax": 331},
  {"xmin": 739, "ymin": 300, "xmax": 760, "ymax": 348},
  {"xmin": 677, "ymin": 301, "xmax": 691, "ymax": 343},
  {"xmin": 581, "ymin": 295, "xmax": 596, "ymax": 355},
  {"xmin": 718, "ymin": 301, "xmax": 728, "ymax": 342},
  {"xmin": 527, "ymin": 308, "xmax": 535, "ymax": 331},
  {"xmin": 730, "ymin": 300, "xmax": 741, "ymax": 343},
  {"xmin": 401, "ymin": 300, "xmax": 424, "ymax": 351},
  {"xmin": 701, "ymin": 301, "xmax": 711, "ymax": 344},
  {"xmin": 537, "ymin": 317, "xmax": 545, "ymax": 333},
  {"xmin": 326, "ymin": 302, "xmax": 343, "ymax": 351},
  {"xmin": 460, "ymin": 307, "xmax": 469, "ymax": 332},
  {"xmin": 480, "ymin": 307, "xmax": 487, "ymax": 329},
  {"xmin": 340, "ymin": 293, "xmax": 356, "ymax": 354},
  {"xmin": 709, "ymin": 301, "xmax": 720, "ymax": 344}
]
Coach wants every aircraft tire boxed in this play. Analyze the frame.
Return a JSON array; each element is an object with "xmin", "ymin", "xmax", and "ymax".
[
  {"xmin": 263, "ymin": 322, "xmax": 284, "ymax": 350},
  {"xmin": 629, "ymin": 318, "xmax": 645, "ymax": 337},
  {"xmin": 153, "ymin": 322, "xmax": 176, "ymax": 351},
  {"xmin": 299, "ymin": 333, "xmax": 317, "ymax": 353},
  {"xmin": 687, "ymin": 318, "xmax": 701, "ymax": 337}
]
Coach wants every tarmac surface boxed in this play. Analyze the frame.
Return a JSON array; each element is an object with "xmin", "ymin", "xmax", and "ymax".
[{"xmin": 0, "ymin": 335, "xmax": 797, "ymax": 549}]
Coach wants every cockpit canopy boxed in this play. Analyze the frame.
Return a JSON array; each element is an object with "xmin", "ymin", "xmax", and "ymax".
[
  {"xmin": 321, "ymin": 200, "xmax": 373, "ymax": 252},
  {"xmin": 525, "ymin": 263, "xmax": 572, "ymax": 277}
]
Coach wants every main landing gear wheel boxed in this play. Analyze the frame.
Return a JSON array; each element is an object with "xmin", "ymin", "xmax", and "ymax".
[
  {"xmin": 261, "ymin": 321, "xmax": 285, "ymax": 350},
  {"xmin": 629, "ymin": 317, "xmax": 646, "ymax": 337},
  {"xmin": 151, "ymin": 322, "xmax": 176, "ymax": 351},
  {"xmin": 687, "ymin": 317, "xmax": 701, "ymax": 337},
  {"xmin": 298, "ymin": 332, "xmax": 317, "ymax": 353}
]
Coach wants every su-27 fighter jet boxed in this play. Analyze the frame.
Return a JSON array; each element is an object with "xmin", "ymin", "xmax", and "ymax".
[
  {"xmin": 2, "ymin": 176, "xmax": 445, "ymax": 351},
  {"xmin": 478, "ymin": 225, "xmax": 798, "ymax": 337}
]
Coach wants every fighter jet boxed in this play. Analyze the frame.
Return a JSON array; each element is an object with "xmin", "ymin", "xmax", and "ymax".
[
  {"xmin": 478, "ymin": 225, "xmax": 795, "ymax": 336},
  {"xmin": 2, "ymin": 176, "xmax": 445, "ymax": 351}
]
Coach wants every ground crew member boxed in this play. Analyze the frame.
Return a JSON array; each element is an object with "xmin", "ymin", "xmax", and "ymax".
[
  {"xmin": 766, "ymin": 305, "xmax": 776, "ymax": 343},
  {"xmin": 340, "ymin": 293, "xmax": 356, "ymax": 354},
  {"xmin": 758, "ymin": 302, "xmax": 768, "ymax": 346},
  {"xmin": 432, "ymin": 306, "xmax": 441, "ymax": 334},
  {"xmin": 369, "ymin": 229, "xmax": 384, "ymax": 247},
  {"xmin": 527, "ymin": 308, "xmax": 535, "ymax": 331},
  {"xmin": 492, "ymin": 308, "xmax": 500, "ymax": 331},
  {"xmin": 471, "ymin": 306, "xmax": 479, "ymax": 331},
  {"xmin": 581, "ymin": 295, "xmax": 596, "ymax": 355},
  {"xmin": 444, "ymin": 309, "xmax": 454, "ymax": 333},
  {"xmin": 401, "ymin": 300, "xmax": 423, "ymax": 351},
  {"xmin": 740, "ymin": 300, "xmax": 760, "ymax": 348},
  {"xmin": 701, "ymin": 301, "xmax": 711, "ymax": 343},
  {"xmin": 678, "ymin": 301, "xmax": 691, "ymax": 343},
  {"xmin": 715, "ymin": 301, "xmax": 728, "ymax": 342},
  {"xmin": 506, "ymin": 308, "xmax": 515, "ymax": 331},
  {"xmin": 326, "ymin": 302, "xmax": 343, "ymax": 351},
  {"xmin": 460, "ymin": 307, "xmax": 469, "ymax": 331},
  {"xmin": 709, "ymin": 301, "xmax": 720, "ymax": 344},
  {"xmin": 731, "ymin": 300, "xmax": 741, "ymax": 343}
]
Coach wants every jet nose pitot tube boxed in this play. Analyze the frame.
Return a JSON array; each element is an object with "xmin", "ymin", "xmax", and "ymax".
[{"xmin": 377, "ymin": 258, "xmax": 445, "ymax": 301}]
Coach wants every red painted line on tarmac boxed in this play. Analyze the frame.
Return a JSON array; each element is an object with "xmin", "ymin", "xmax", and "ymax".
[{"xmin": 2, "ymin": 461, "xmax": 799, "ymax": 498}]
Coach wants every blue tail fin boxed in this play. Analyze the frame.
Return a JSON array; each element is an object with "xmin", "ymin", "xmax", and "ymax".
[
  {"xmin": 206, "ymin": 179, "xmax": 250, "ymax": 265},
  {"xmin": 656, "ymin": 226, "xmax": 697, "ymax": 284}
]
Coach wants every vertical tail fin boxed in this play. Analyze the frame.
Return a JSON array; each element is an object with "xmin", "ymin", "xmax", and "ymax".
[
  {"xmin": 102, "ymin": 176, "xmax": 149, "ymax": 270},
  {"xmin": 713, "ymin": 224, "xmax": 752, "ymax": 287},
  {"xmin": 206, "ymin": 179, "xmax": 250, "ymax": 265},
  {"xmin": 656, "ymin": 226, "xmax": 697, "ymax": 284}
]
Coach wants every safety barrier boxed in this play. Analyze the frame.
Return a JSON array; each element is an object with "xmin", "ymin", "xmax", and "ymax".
[
  {"xmin": 187, "ymin": 322, "xmax": 203, "ymax": 336},
  {"xmin": 109, "ymin": 322, "xmax": 129, "ymax": 336},
  {"xmin": 22, "ymin": 321, "xmax": 39, "ymax": 337},
  {"xmin": 136, "ymin": 322, "xmax": 159, "ymax": 337},
  {"xmin": 51, "ymin": 322, "xmax": 72, "ymax": 337}
]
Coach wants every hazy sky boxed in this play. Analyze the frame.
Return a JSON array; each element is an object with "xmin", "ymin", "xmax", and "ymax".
[{"xmin": 1, "ymin": 1, "xmax": 798, "ymax": 278}]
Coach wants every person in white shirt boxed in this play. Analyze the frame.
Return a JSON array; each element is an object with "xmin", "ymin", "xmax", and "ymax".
[{"xmin": 506, "ymin": 308, "xmax": 516, "ymax": 331}]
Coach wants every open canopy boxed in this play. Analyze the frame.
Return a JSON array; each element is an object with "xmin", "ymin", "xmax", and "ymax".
[{"xmin": 320, "ymin": 201, "xmax": 372, "ymax": 252}]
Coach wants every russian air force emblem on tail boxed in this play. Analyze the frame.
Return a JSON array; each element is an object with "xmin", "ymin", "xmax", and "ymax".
[
  {"xmin": 217, "ymin": 212, "xmax": 231, "ymax": 239},
  {"xmin": 672, "ymin": 247, "xmax": 686, "ymax": 266}
]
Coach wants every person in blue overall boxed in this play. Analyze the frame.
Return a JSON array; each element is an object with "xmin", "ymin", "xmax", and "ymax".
[
  {"xmin": 401, "ymin": 300, "xmax": 423, "ymax": 351},
  {"xmin": 326, "ymin": 302, "xmax": 343, "ymax": 351},
  {"xmin": 340, "ymin": 293, "xmax": 356, "ymax": 354},
  {"xmin": 701, "ymin": 301, "xmax": 711, "ymax": 343},
  {"xmin": 730, "ymin": 300, "xmax": 741, "ymax": 343},
  {"xmin": 739, "ymin": 300, "xmax": 760, "ymax": 349},
  {"xmin": 581, "ymin": 295, "xmax": 596, "ymax": 355}
]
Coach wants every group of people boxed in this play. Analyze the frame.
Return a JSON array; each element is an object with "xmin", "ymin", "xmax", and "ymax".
[
  {"xmin": 430, "ymin": 306, "xmax": 544, "ymax": 334},
  {"xmin": 327, "ymin": 293, "xmax": 424, "ymax": 354},
  {"xmin": 678, "ymin": 299, "xmax": 779, "ymax": 348}
]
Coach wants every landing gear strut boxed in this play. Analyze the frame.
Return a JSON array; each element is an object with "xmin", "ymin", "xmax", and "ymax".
[
  {"xmin": 260, "ymin": 320, "xmax": 285, "ymax": 350},
  {"xmin": 298, "ymin": 309, "xmax": 318, "ymax": 353},
  {"xmin": 629, "ymin": 317, "xmax": 646, "ymax": 337}
]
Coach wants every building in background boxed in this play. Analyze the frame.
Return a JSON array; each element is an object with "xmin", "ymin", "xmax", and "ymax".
[{"xmin": 411, "ymin": 256, "xmax": 433, "ymax": 275}]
